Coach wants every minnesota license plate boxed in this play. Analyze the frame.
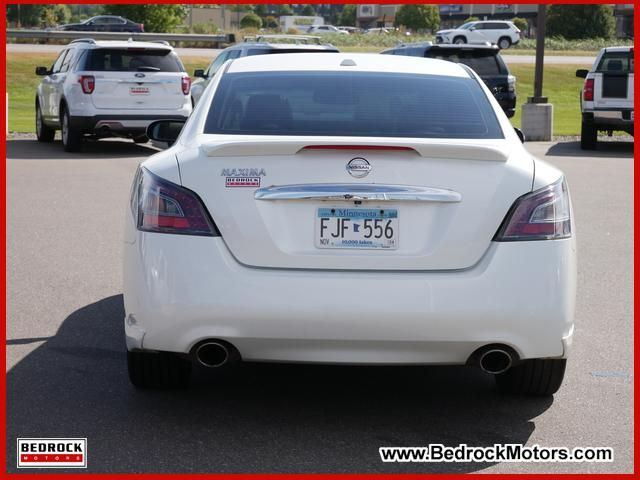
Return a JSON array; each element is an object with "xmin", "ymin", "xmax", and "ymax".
[{"xmin": 315, "ymin": 208, "xmax": 398, "ymax": 250}]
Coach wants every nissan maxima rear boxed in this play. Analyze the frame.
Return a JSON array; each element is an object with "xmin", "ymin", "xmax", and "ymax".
[{"xmin": 124, "ymin": 53, "xmax": 576, "ymax": 395}]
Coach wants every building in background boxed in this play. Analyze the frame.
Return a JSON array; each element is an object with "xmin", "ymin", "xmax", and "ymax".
[
  {"xmin": 614, "ymin": 4, "xmax": 634, "ymax": 38},
  {"xmin": 356, "ymin": 5, "xmax": 399, "ymax": 29},
  {"xmin": 356, "ymin": 4, "xmax": 634, "ymax": 38}
]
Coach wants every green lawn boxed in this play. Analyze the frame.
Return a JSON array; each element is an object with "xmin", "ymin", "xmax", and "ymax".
[
  {"xmin": 509, "ymin": 64, "xmax": 584, "ymax": 135},
  {"xmin": 7, "ymin": 52, "xmax": 585, "ymax": 136},
  {"xmin": 7, "ymin": 53, "xmax": 57, "ymax": 133}
]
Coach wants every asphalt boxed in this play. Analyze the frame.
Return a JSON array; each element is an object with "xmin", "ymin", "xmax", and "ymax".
[
  {"xmin": 6, "ymin": 137, "xmax": 634, "ymax": 473},
  {"xmin": 6, "ymin": 42, "xmax": 595, "ymax": 64}
]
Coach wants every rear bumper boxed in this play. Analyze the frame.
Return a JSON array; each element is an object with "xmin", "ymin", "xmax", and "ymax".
[
  {"xmin": 72, "ymin": 114, "xmax": 189, "ymax": 136},
  {"xmin": 583, "ymin": 109, "xmax": 634, "ymax": 128},
  {"xmin": 123, "ymin": 229, "xmax": 577, "ymax": 365}
]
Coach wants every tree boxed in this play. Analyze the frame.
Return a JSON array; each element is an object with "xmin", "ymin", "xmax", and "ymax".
[
  {"xmin": 338, "ymin": 5, "xmax": 356, "ymax": 26},
  {"xmin": 240, "ymin": 12, "xmax": 262, "ymax": 29},
  {"xmin": 253, "ymin": 4, "xmax": 268, "ymax": 18},
  {"xmin": 6, "ymin": 5, "xmax": 44, "ymax": 27},
  {"xmin": 264, "ymin": 16, "xmax": 279, "ymax": 29},
  {"xmin": 546, "ymin": 4, "xmax": 615, "ymax": 39},
  {"xmin": 463, "ymin": 16, "xmax": 480, "ymax": 24},
  {"xmin": 511, "ymin": 17, "xmax": 528, "ymax": 33},
  {"xmin": 277, "ymin": 5, "xmax": 294, "ymax": 16},
  {"xmin": 301, "ymin": 5, "xmax": 316, "ymax": 17},
  {"xmin": 40, "ymin": 5, "xmax": 71, "ymax": 27},
  {"xmin": 101, "ymin": 5, "xmax": 186, "ymax": 33},
  {"xmin": 394, "ymin": 4, "xmax": 440, "ymax": 32}
]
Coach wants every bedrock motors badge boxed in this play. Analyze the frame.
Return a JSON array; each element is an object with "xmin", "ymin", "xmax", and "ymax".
[{"xmin": 18, "ymin": 438, "xmax": 87, "ymax": 468}]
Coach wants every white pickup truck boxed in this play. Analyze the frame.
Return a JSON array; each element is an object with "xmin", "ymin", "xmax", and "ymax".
[{"xmin": 576, "ymin": 46, "xmax": 634, "ymax": 150}]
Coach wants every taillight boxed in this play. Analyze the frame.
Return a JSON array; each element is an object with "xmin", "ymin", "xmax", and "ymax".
[
  {"xmin": 494, "ymin": 178, "xmax": 571, "ymax": 241},
  {"xmin": 181, "ymin": 76, "xmax": 191, "ymax": 95},
  {"xmin": 140, "ymin": 23, "xmax": 144, "ymax": 32},
  {"xmin": 135, "ymin": 168, "xmax": 218, "ymax": 236},
  {"xmin": 583, "ymin": 78, "xmax": 594, "ymax": 101},
  {"xmin": 507, "ymin": 75, "xmax": 516, "ymax": 93},
  {"xmin": 78, "ymin": 75, "xmax": 95, "ymax": 94}
]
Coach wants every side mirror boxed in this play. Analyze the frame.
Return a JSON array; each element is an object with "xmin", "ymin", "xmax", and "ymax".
[
  {"xmin": 575, "ymin": 69, "xmax": 589, "ymax": 79},
  {"xmin": 35, "ymin": 66, "xmax": 50, "ymax": 76},
  {"xmin": 193, "ymin": 69, "xmax": 206, "ymax": 78},
  {"xmin": 514, "ymin": 127, "xmax": 525, "ymax": 143},
  {"xmin": 469, "ymin": 27, "xmax": 476, "ymax": 31},
  {"xmin": 146, "ymin": 119, "xmax": 186, "ymax": 146}
]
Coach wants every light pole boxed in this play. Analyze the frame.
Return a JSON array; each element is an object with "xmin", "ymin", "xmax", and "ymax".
[{"xmin": 521, "ymin": 4, "xmax": 553, "ymax": 141}]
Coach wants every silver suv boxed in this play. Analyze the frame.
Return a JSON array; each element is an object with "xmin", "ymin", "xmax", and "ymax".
[{"xmin": 35, "ymin": 39, "xmax": 192, "ymax": 152}]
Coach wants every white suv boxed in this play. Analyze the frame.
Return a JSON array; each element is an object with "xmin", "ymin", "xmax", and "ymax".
[
  {"xmin": 436, "ymin": 21, "xmax": 520, "ymax": 49},
  {"xmin": 35, "ymin": 39, "xmax": 192, "ymax": 152}
]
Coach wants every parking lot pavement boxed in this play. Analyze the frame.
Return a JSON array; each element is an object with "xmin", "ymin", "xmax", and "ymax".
[{"xmin": 6, "ymin": 137, "xmax": 633, "ymax": 473}]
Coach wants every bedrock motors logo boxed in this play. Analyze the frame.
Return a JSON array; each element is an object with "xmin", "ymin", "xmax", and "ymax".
[{"xmin": 17, "ymin": 438, "xmax": 87, "ymax": 468}]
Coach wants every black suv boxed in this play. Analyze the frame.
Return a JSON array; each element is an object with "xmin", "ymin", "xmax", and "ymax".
[{"xmin": 381, "ymin": 43, "xmax": 516, "ymax": 118}]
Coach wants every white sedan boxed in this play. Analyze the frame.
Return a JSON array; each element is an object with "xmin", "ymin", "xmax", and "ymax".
[{"xmin": 124, "ymin": 53, "xmax": 576, "ymax": 395}]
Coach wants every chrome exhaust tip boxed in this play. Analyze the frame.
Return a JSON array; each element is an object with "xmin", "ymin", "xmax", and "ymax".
[
  {"xmin": 479, "ymin": 348, "xmax": 513, "ymax": 374},
  {"xmin": 195, "ymin": 341, "xmax": 230, "ymax": 368}
]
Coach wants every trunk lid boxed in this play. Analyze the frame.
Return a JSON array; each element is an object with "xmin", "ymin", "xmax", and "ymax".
[{"xmin": 178, "ymin": 135, "xmax": 534, "ymax": 271}]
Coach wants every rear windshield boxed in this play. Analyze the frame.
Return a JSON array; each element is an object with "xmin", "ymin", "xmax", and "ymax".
[
  {"xmin": 80, "ymin": 48, "xmax": 184, "ymax": 72},
  {"xmin": 204, "ymin": 71, "xmax": 503, "ymax": 139},
  {"xmin": 425, "ymin": 50, "xmax": 505, "ymax": 76},
  {"xmin": 597, "ymin": 51, "xmax": 634, "ymax": 74}
]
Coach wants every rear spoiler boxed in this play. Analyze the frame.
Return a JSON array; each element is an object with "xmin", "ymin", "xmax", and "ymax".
[{"xmin": 203, "ymin": 139, "xmax": 510, "ymax": 162}]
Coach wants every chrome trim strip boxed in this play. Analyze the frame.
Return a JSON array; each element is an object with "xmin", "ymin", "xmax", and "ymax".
[{"xmin": 254, "ymin": 183, "xmax": 461, "ymax": 203}]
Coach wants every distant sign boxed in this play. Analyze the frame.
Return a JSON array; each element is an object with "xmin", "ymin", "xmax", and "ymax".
[{"xmin": 439, "ymin": 5, "xmax": 463, "ymax": 14}]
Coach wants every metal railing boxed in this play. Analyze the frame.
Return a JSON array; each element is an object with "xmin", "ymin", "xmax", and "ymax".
[{"xmin": 6, "ymin": 29, "xmax": 236, "ymax": 47}]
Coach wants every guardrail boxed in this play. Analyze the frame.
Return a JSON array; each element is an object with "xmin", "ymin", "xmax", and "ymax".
[{"xmin": 6, "ymin": 29, "xmax": 236, "ymax": 47}]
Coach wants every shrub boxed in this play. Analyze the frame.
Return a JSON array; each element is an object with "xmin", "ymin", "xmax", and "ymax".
[
  {"xmin": 264, "ymin": 16, "xmax": 279, "ymax": 29},
  {"xmin": 511, "ymin": 17, "xmax": 528, "ymax": 33},
  {"xmin": 240, "ymin": 12, "xmax": 262, "ymax": 30}
]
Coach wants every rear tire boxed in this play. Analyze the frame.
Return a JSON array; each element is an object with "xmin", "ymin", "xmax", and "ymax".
[
  {"xmin": 496, "ymin": 359, "xmax": 567, "ymax": 396},
  {"xmin": 498, "ymin": 37, "xmax": 512, "ymax": 49},
  {"xmin": 580, "ymin": 119, "xmax": 598, "ymax": 150},
  {"xmin": 127, "ymin": 351, "xmax": 192, "ymax": 389},
  {"xmin": 36, "ymin": 102, "xmax": 55, "ymax": 142},
  {"xmin": 453, "ymin": 36, "xmax": 467, "ymax": 44},
  {"xmin": 61, "ymin": 105, "xmax": 83, "ymax": 152}
]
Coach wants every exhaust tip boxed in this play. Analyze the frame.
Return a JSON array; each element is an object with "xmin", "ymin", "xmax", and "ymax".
[
  {"xmin": 479, "ymin": 349, "xmax": 513, "ymax": 374},
  {"xmin": 195, "ymin": 342, "xmax": 229, "ymax": 368}
]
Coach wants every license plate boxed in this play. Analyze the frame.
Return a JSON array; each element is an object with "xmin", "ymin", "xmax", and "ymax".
[
  {"xmin": 315, "ymin": 208, "xmax": 398, "ymax": 250},
  {"xmin": 129, "ymin": 86, "xmax": 149, "ymax": 95}
]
